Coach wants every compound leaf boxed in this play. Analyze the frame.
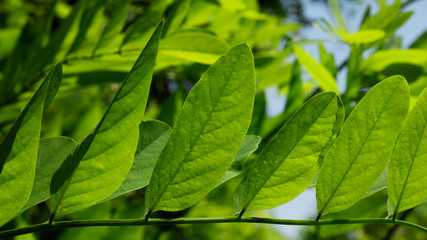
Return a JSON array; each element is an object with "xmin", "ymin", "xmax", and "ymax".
[
  {"xmin": 235, "ymin": 92, "xmax": 344, "ymax": 216},
  {"xmin": 49, "ymin": 22, "xmax": 162, "ymax": 217},
  {"xmin": 388, "ymin": 87, "xmax": 427, "ymax": 215},
  {"xmin": 145, "ymin": 43, "xmax": 256, "ymax": 215},
  {"xmin": 0, "ymin": 63, "xmax": 62, "ymax": 226},
  {"xmin": 316, "ymin": 76, "xmax": 409, "ymax": 217}
]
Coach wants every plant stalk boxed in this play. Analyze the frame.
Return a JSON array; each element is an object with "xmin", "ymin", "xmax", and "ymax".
[{"xmin": 0, "ymin": 217, "xmax": 425, "ymax": 238}]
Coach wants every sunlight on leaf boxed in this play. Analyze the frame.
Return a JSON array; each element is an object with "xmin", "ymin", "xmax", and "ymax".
[
  {"xmin": 316, "ymin": 76, "xmax": 409, "ymax": 216},
  {"xmin": 0, "ymin": 63, "xmax": 62, "ymax": 226},
  {"xmin": 145, "ymin": 43, "xmax": 256, "ymax": 214}
]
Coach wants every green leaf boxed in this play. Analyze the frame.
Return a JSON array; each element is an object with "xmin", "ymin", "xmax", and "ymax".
[
  {"xmin": 360, "ymin": 2, "xmax": 400, "ymax": 31},
  {"xmin": 216, "ymin": 135, "xmax": 261, "ymax": 187},
  {"xmin": 341, "ymin": 30, "xmax": 385, "ymax": 44},
  {"xmin": 159, "ymin": 29, "xmax": 230, "ymax": 65},
  {"xmin": 0, "ymin": 63, "xmax": 62, "ymax": 226},
  {"xmin": 145, "ymin": 43, "xmax": 256, "ymax": 215},
  {"xmin": 293, "ymin": 46, "xmax": 339, "ymax": 93},
  {"xmin": 102, "ymin": 120, "xmax": 171, "ymax": 202},
  {"xmin": 94, "ymin": 0, "xmax": 131, "ymax": 55},
  {"xmin": 49, "ymin": 22, "xmax": 163, "ymax": 217},
  {"xmin": 328, "ymin": 0, "xmax": 347, "ymax": 33},
  {"xmin": 234, "ymin": 92, "xmax": 344, "ymax": 215},
  {"xmin": 316, "ymin": 76, "xmax": 409, "ymax": 217},
  {"xmin": 21, "ymin": 137, "xmax": 77, "ymax": 212},
  {"xmin": 388, "ymin": 87, "xmax": 427, "ymax": 215},
  {"xmin": 163, "ymin": 0, "xmax": 191, "ymax": 37},
  {"xmin": 360, "ymin": 49, "xmax": 427, "ymax": 73},
  {"xmin": 121, "ymin": 0, "xmax": 168, "ymax": 52}
]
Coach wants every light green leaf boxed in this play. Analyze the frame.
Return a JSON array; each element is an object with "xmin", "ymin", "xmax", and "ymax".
[
  {"xmin": 94, "ymin": 0, "xmax": 131, "ymax": 55},
  {"xmin": 216, "ymin": 135, "xmax": 261, "ymax": 187},
  {"xmin": 360, "ymin": 49, "xmax": 427, "ymax": 73},
  {"xmin": 388, "ymin": 87, "xmax": 427, "ymax": 215},
  {"xmin": 163, "ymin": 0, "xmax": 191, "ymax": 37},
  {"xmin": 328, "ymin": 0, "xmax": 347, "ymax": 33},
  {"xmin": 159, "ymin": 29, "xmax": 230, "ymax": 65},
  {"xmin": 360, "ymin": 2, "xmax": 400, "ymax": 31},
  {"xmin": 121, "ymin": 0, "xmax": 168, "ymax": 52},
  {"xmin": 341, "ymin": 30, "xmax": 385, "ymax": 44},
  {"xmin": 49, "ymin": 22, "xmax": 162, "ymax": 217},
  {"xmin": 0, "ymin": 63, "xmax": 62, "ymax": 226},
  {"xmin": 316, "ymin": 76, "xmax": 409, "ymax": 217},
  {"xmin": 235, "ymin": 92, "xmax": 344, "ymax": 215},
  {"xmin": 293, "ymin": 46, "xmax": 339, "ymax": 93},
  {"xmin": 67, "ymin": 0, "xmax": 108, "ymax": 58},
  {"xmin": 145, "ymin": 43, "xmax": 256, "ymax": 215},
  {"xmin": 102, "ymin": 120, "xmax": 171, "ymax": 202},
  {"xmin": 21, "ymin": 137, "xmax": 77, "ymax": 212}
]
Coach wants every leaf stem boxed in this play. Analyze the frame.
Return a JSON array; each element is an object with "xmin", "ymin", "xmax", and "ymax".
[{"xmin": 0, "ymin": 217, "xmax": 425, "ymax": 238}]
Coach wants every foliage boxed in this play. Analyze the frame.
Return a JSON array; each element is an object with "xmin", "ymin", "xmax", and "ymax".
[{"xmin": 0, "ymin": 0, "xmax": 426, "ymax": 239}]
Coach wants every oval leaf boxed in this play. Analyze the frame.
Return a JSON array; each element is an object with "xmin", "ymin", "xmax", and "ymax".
[
  {"xmin": 49, "ymin": 22, "xmax": 163, "ymax": 217},
  {"xmin": 341, "ymin": 30, "xmax": 385, "ymax": 44},
  {"xmin": 235, "ymin": 92, "xmax": 344, "ymax": 216},
  {"xmin": 145, "ymin": 43, "xmax": 256, "ymax": 215},
  {"xmin": 316, "ymin": 76, "xmax": 409, "ymax": 217},
  {"xmin": 0, "ymin": 63, "xmax": 62, "ymax": 226},
  {"xmin": 388, "ymin": 87, "xmax": 427, "ymax": 215}
]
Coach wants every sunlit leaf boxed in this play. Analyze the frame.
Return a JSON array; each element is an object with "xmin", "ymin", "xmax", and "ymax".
[
  {"xmin": 235, "ymin": 92, "xmax": 344, "ymax": 215},
  {"xmin": 388, "ymin": 87, "xmax": 427, "ymax": 215},
  {"xmin": 294, "ymin": 46, "xmax": 339, "ymax": 93},
  {"xmin": 341, "ymin": 30, "xmax": 385, "ymax": 44},
  {"xmin": 49, "ymin": 22, "xmax": 162, "ymax": 217},
  {"xmin": 0, "ymin": 63, "xmax": 62, "ymax": 226},
  {"xmin": 159, "ymin": 29, "xmax": 230, "ymax": 65},
  {"xmin": 361, "ymin": 49, "xmax": 427, "ymax": 72},
  {"xmin": 316, "ymin": 76, "xmax": 409, "ymax": 216},
  {"xmin": 145, "ymin": 43, "xmax": 256, "ymax": 214}
]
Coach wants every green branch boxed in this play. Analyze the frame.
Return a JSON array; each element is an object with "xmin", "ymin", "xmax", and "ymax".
[{"xmin": 0, "ymin": 217, "xmax": 425, "ymax": 238}]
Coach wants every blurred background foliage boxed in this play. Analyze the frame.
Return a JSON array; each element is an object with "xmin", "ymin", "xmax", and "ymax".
[{"xmin": 0, "ymin": 0, "xmax": 426, "ymax": 239}]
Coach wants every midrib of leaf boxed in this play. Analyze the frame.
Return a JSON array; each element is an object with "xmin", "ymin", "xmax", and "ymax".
[
  {"xmin": 147, "ymin": 72, "xmax": 229, "ymax": 216},
  {"xmin": 317, "ymin": 84, "xmax": 398, "ymax": 218},
  {"xmin": 240, "ymin": 97, "xmax": 335, "ymax": 215},
  {"xmin": 393, "ymin": 115, "xmax": 427, "ymax": 218}
]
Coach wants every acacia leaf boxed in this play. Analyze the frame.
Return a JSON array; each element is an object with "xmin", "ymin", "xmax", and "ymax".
[
  {"xmin": 388, "ymin": 87, "xmax": 427, "ymax": 215},
  {"xmin": 293, "ymin": 46, "xmax": 339, "ymax": 93},
  {"xmin": 145, "ymin": 43, "xmax": 256, "ymax": 214},
  {"xmin": 0, "ymin": 63, "xmax": 62, "ymax": 226},
  {"xmin": 234, "ymin": 92, "xmax": 344, "ymax": 215},
  {"xmin": 316, "ymin": 76, "xmax": 409, "ymax": 216},
  {"xmin": 49, "ymin": 22, "xmax": 162, "ymax": 217}
]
